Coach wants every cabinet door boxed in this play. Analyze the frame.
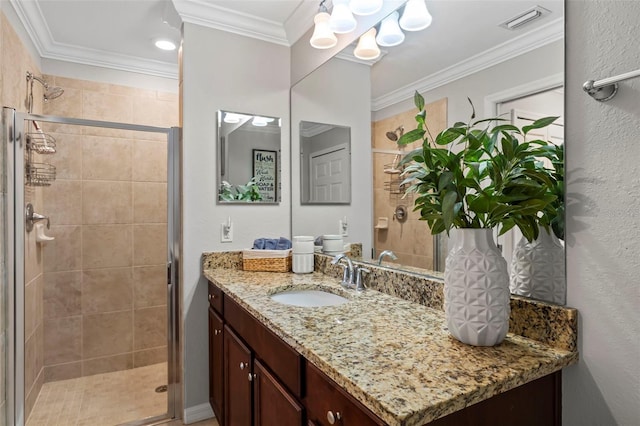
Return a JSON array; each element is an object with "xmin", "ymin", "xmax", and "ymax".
[
  {"xmin": 209, "ymin": 307, "xmax": 224, "ymax": 425},
  {"xmin": 253, "ymin": 360, "xmax": 304, "ymax": 426},
  {"xmin": 224, "ymin": 325, "xmax": 252, "ymax": 426},
  {"xmin": 305, "ymin": 362, "xmax": 385, "ymax": 426}
]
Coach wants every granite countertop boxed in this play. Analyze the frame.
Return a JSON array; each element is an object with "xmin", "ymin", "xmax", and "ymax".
[{"xmin": 204, "ymin": 268, "xmax": 578, "ymax": 426}]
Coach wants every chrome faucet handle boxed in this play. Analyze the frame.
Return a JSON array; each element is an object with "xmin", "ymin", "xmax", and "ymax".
[
  {"xmin": 338, "ymin": 264, "xmax": 350, "ymax": 288},
  {"xmin": 355, "ymin": 267, "xmax": 370, "ymax": 291}
]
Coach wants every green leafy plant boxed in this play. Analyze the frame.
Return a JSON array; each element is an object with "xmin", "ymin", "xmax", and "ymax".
[
  {"xmin": 538, "ymin": 143, "xmax": 564, "ymax": 240},
  {"xmin": 398, "ymin": 91, "xmax": 560, "ymax": 243},
  {"xmin": 219, "ymin": 177, "xmax": 263, "ymax": 202}
]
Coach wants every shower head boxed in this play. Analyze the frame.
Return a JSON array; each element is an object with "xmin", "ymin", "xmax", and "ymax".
[
  {"xmin": 26, "ymin": 71, "xmax": 64, "ymax": 111},
  {"xmin": 385, "ymin": 126, "xmax": 404, "ymax": 142},
  {"xmin": 44, "ymin": 86, "xmax": 64, "ymax": 101}
]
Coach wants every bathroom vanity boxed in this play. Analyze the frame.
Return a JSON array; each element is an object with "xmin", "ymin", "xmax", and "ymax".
[{"xmin": 204, "ymin": 254, "xmax": 578, "ymax": 426}]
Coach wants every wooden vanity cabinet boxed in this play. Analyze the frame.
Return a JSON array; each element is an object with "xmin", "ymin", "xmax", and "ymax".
[{"xmin": 208, "ymin": 308, "xmax": 224, "ymax": 425}]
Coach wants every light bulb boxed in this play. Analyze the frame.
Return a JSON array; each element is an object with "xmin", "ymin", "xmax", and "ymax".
[
  {"xmin": 349, "ymin": 0, "xmax": 383, "ymax": 16},
  {"xmin": 330, "ymin": 0, "xmax": 357, "ymax": 34},
  {"xmin": 310, "ymin": 11, "xmax": 337, "ymax": 49},
  {"xmin": 400, "ymin": 0, "xmax": 433, "ymax": 32},
  {"xmin": 354, "ymin": 28, "xmax": 380, "ymax": 60},
  {"xmin": 376, "ymin": 11, "xmax": 405, "ymax": 47}
]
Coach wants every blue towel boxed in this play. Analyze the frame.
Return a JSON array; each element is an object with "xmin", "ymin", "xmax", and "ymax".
[{"xmin": 252, "ymin": 237, "xmax": 291, "ymax": 250}]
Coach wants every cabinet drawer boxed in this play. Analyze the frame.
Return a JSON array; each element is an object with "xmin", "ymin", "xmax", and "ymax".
[
  {"xmin": 305, "ymin": 362, "xmax": 385, "ymax": 426},
  {"xmin": 208, "ymin": 281, "xmax": 223, "ymax": 313},
  {"xmin": 224, "ymin": 295, "xmax": 303, "ymax": 398}
]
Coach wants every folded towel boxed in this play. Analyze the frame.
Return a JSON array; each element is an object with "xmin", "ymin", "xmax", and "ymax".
[{"xmin": 252, "ymin": 237, "xmax": 292, "ymax": 250}]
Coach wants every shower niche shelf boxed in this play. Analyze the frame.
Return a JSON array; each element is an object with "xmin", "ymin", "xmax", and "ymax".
[{"xmin": 26, "ymin": 130, "xmax": 57, "ymax": 187}]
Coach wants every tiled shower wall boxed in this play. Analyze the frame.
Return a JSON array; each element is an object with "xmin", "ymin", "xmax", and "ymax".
[
  {"xmin": 1, "ymin": 10, "xmax": 47, "ymax": 420},
  {"xmin": 371, "ymin": 98, "xmax": 447, "ymax": 270},
  {"xmin": 39, "ymin": 76, "xmax": 178, "ymax": 382}
]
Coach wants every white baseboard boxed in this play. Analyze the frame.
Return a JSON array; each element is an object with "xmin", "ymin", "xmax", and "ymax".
[{"xmin": 183, "ymin": 403, "xmax": 214, "ymax": 424}]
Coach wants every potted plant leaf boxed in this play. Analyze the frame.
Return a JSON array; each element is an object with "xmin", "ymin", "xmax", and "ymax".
[
  {"xmin": 219, "ymin": 177, "xmax": 263, "ymax": 202},
  {"xmin": 398, "ymin": 91, "xmax": 559, "ymax": 346},
  {"xmin": 510, "ymin": 143, "xmax": 566, "ymax": 304}
]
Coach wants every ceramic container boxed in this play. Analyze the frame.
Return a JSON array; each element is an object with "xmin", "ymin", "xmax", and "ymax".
[
  {"xmin": 322, "ymin": 234, "xmax": 343, "ymax": 253},
  {"xmin": 293, "ymin": 253, "xmax": 314, "ymax": 273},
  {"xmin": 293, "ymin": 236, "xmax": 315, "ymax": 254}
]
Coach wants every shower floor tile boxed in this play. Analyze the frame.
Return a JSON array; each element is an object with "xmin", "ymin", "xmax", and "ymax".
[{"xmin": 27, "ymin": 362, "xmax": 169, "ymax": 426}]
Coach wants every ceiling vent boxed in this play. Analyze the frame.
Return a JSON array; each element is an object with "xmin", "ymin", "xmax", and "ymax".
[{"xmin": 499, "ymin": 6, "xmax": 550, "ymax": 30}]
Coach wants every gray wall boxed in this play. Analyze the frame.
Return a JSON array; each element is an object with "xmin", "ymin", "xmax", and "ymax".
[
  {"xmin": 181, "ymin": 22, "xmax": 290, "ymax": 414},
  {"xmin": 563, "ymin": 1, "xmax": 640, "ymax": 424}
]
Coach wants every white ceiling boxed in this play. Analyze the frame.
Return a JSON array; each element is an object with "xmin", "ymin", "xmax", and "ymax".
[{"xmin": 9, "ymin": 0, "xmax": 563, "ymax": 102}]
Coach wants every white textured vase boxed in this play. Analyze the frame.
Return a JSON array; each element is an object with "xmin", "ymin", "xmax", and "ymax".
[
  {"xmin": 510, "ymin": 229, "xmax": 566, "ymax": 305},
  {"xmin": 444, "ymin": 229, "xmax": 510, "ymax": 346}
]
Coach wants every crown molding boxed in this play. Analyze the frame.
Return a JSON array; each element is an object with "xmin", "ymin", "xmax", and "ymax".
[
  {"xmin": 300, "ymin": 123, "xmax": 335, "ymax": 137},
  {"xmin": 283, "ymin": 0, "xmax": 320, "ymax": 46},
  {"xmin": 9, "ymin": 0, "xmax": 178, "ymax": 79},
  {"xmin": 372, "ymin": 17, "xmax": 564, "ymax": 112},
  {"xmin": 173, "ymin": 0, "xmax": 289, "ymax": 46}
]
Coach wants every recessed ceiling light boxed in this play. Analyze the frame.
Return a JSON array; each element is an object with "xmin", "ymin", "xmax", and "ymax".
[{"xmin": 155, "ymin": 39, "xmax": 176, "ymax": 51}]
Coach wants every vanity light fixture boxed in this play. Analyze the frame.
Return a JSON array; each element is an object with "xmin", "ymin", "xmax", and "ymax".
[
  {"xmin": 349, "ymin": 0, "xmax": 383, "ymax": 16},
  {"xmin": 310, "ymin": 0, "xmax": 338, "ymax": 49},
  {"xmin": 354, "ymin": 28, "xmax": 380, "ymax": 60},
  {"xmin": 252, "ymin": 116, "xmax": 275, "ymax": 127},
  {"xmin": 154, "ymin": 39, "xmax": 176, "ymax": 51},
  {"xmin": 330, "ymin": 0, "xmax": 357, "ymax": 34},
  {"xmin": 399, "ymin": 0, "xmax": 432, "ymax": 32},
  {"xmin": 376, "ymin": 11, "xmax": 405, "ymax": 47}
]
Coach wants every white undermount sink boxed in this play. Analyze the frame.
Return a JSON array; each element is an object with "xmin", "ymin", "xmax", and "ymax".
[{"xmin": 270, "ymin": 289, "xmax": 349, "ymax": 307}]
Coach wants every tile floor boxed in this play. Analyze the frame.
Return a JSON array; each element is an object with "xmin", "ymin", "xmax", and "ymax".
[{"xmin": 27, "ymin": 363, "xmax": 171, "ymax": 426}]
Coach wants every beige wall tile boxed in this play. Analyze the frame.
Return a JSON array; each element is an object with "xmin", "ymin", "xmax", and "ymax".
[
  {"xmin": 43, "ymin": 225, "xmax": 81, "ymax": 272},
  {"xmin": 82, "ymin": 181, "xmax": 132, "ymax": 224},
  {"xmin": 25, "ymin": 331, "xmax": 37, "ymax": 391},
  {"xmin": 134, "ymin": 306, "xmax": 167, "ymax": 350},
  {"xmin": 133, "ymin": 140, "xmax": 167, "ymax": 182},
  {"xmin": 82, "ymin": 90, "xmax": 132, "ymax": 123},
  {"xmin": 25, "ymin": 278, "xmax": 37, "ymax": 339},
  {"xmin": 44, "ymin": 361, "xmax": 82, "ymax": 382},
  {"xmin": 50, "ymin": 75, "xmax": 84, "ymax": 90},
  {"xmin": 39, "ymin": 121, "xmax": 83, "ymax": 136},
  {"xmin": 42, "ymin": 86, "xmax": 82, "ymax": 118},
  {"xmin": 24, "ymin": 228, "xmax": 42, "ymax": 284},
  {"xmin": 83, "ymin": 353, "xmax": 133, "ymax": 376},
  {"xmin": 43, "ymin": 271, "xmax": 82, "ymax": 319},
  {"xmin": 133, "ymin": 347, "xmax": 167, "ymax": 367},
  {"xmin": 82, "ymin": 136, "xmax": 132, "ymax": 181},
  {"xmin": 83, "ymin": 311, "xmax": 133, "ymax": 358},
  {"xmin": 48, "ymin": 133, "xmax": 83, "ymax": 179},
  {"xmin": 109, "ymin": 84, "xmax": 155, "ymax": 99},
  {"xmin": 44, "ymin": 316, "xmax": 82, "ymax": 365},
  {"xmin": 133, "ymin": 225, "xmax": 167, "ymax": 266},
  {"xmin": 43, "ymin": 180, "xmax": 82, "ymax": 225},
  {"xmin": 82, "ymin": 125, "xmax": 136, "ymax": 140},
  {"xmin": 133, "ymin": 265, "xmax": 166, "ymax": 308},
  {"xmin": 24, "ymin": 367, "xmax": 43, "ymax": 422},
  {"xmin": 83, "ymin": 225, "xmax": 132, "ymax": 269},
  {"xmin": 132, "ymin": 96, "xmax": 178, "ymax": 128},
  {"xmin": 82, "ymin": 267, "xmax": 133, "ymax": 314},
  {"xmin": 156, "ymin": 91, "xmax": 178, "ymax": 103},
  {"xmin": 133, "ymin": 182, "xmax": 167, "ymax": 223}
]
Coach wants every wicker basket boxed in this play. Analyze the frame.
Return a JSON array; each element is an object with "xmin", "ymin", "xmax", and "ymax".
[{"xmin": 242, "ymin": 249, "xmax": 292, "ymax": 272}]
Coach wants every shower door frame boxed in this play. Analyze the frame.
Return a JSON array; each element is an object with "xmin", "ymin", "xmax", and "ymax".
[{"xmin": 4, "ymin": 107, "xmax": 181, "ymax": 426}]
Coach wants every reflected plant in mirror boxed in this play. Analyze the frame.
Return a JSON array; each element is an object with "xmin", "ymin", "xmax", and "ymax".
[
  {"xmin": 217, "ymin": 110, "xmax": 281, "ymax": 203},
  {"xmin": 300, "ymin": 121, "xmax": 351, "ymax": 204}
]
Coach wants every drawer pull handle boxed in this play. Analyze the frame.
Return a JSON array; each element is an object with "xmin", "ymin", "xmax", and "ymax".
[
  {"xmin": 240, "ymin": 362, "xmax": 247, "ymax": 370},
  {"xmin": 208, "ymin": 294, "xmax": 213, "ymax": 301},
  {"xmin": 214, "ymin": 329, "xmax": 221, "ymax": 336},
  {"xmin": 248, "ymin": 373, "xmax": 256, "ymax": 381},
  {"xmin": 327, "ymin": 410, "xmax": 341, "ymax": 424}
]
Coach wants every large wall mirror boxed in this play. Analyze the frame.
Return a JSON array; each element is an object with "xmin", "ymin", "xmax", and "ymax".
[
  {"xmin": 291, "ymin": 0, "xmax": 566, "ymax": 304},
  {"xmin": 217, "ymin": 110, "xmax": 281, "ymax": 203},
  {"xmin": 300, "ymin": 121, "xmax": 351, "ymax": 204}
]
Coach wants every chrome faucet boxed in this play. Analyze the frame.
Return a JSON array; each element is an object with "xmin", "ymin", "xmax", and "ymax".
[
  {"xmin": 377, "ymin": 250, "xmax": 398, "ymax": 265},
  {"xmin": 331, "ymin": 253, "xmax": 354, "ymax": 288}
]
